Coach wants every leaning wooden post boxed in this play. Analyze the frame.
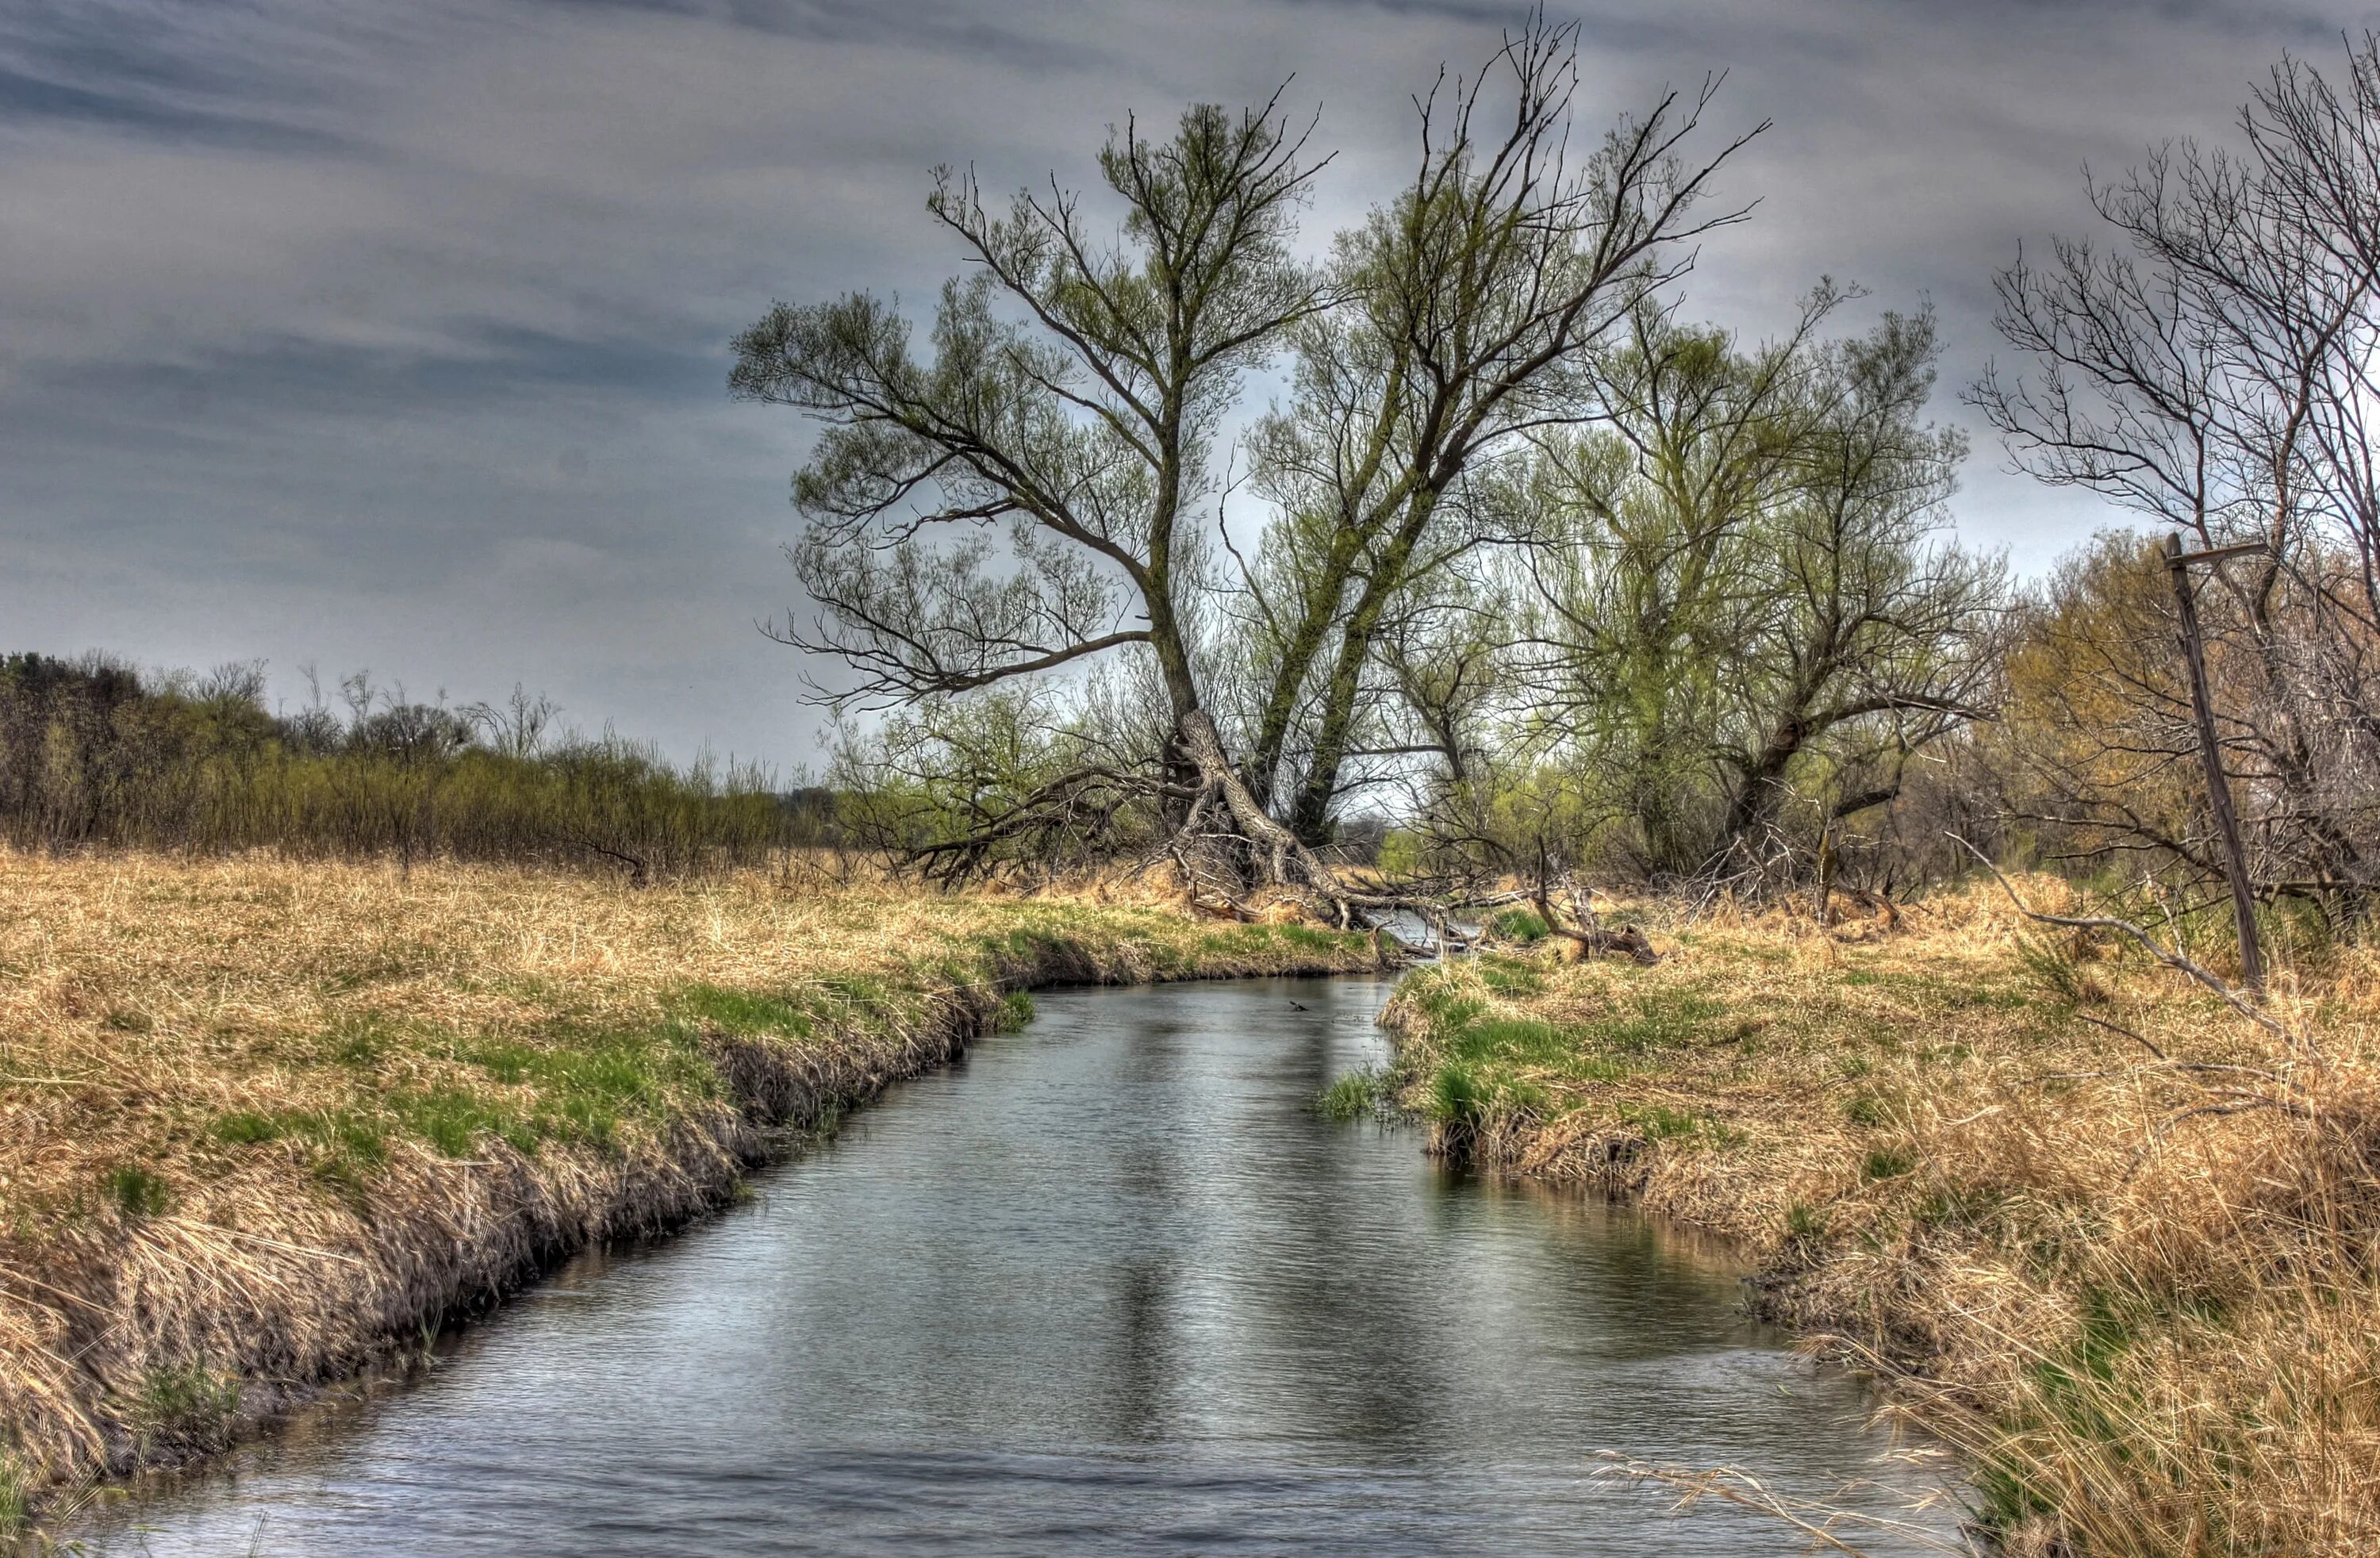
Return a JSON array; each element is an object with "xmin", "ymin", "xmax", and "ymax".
[{"xmin": 2163, "ymin": 531, "xmax": 2265, "ymax": 995}]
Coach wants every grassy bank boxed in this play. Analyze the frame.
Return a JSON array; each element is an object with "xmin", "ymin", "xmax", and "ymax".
[
  {"xmin": 0, "ymin": 850, "xmax": 1380, "ymax": 1523},
  {"xmin": 1378, "ymin": 886, "xmax": 2379, "ymax": 1556}
]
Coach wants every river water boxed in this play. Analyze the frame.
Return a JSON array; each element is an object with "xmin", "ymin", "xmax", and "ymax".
[{"xmin": 73, "ymin": 977, "xmax": 1959, "ymax": 1556}]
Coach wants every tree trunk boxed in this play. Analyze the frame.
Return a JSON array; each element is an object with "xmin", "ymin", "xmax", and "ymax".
[
  {"xmin": 1716, "ymin": 722, "xmax": 1805, "ymax": 867},
  {"xmin": 1285, "ymin": 494, "xmax": 1440, "ymax": 846}
]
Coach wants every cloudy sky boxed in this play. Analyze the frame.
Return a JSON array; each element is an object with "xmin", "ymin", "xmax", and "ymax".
[{"xmin": 2, "ymin": 0, "xmax": 2368, "ymax": 773}]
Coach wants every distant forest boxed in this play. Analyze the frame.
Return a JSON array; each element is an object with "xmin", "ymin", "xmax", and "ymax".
[{"xmin": 0, "ymin": 652, "xmax": 836, "ymax": 879}]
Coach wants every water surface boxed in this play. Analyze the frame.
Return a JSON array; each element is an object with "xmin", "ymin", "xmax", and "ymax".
[{"xmin": 77, "ymin": 977, "xmax": 1954, "ymax": 1555}]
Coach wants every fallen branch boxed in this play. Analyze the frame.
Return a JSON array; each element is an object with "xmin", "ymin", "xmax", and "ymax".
[{"xmin": 1530, "ymin": 850, "xmax": 1661, "ymax": 965}]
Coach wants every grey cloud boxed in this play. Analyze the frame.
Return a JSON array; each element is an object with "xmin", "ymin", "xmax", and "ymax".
[{"xmin": 2, "ymin": 0, "xmax": 2369, "ymax": 772}]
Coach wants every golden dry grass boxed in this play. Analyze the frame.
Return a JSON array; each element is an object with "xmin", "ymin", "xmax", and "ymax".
[
  {"xmin": 0, "ymin": 848, "xmax": 1378, "ymax": 1521},
  {"xmin": 1382, "ymin": 883, "xmax": 2380, "ymax": 1556}
]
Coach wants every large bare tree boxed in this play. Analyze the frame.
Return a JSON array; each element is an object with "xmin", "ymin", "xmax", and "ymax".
[
  {"xmin": 1224, "ymin": 23, "xmax": 1764, "ymax": 847},
  {"xmin": 734, "ymin": 25, "xmax": 1759, "ymax": 907}
]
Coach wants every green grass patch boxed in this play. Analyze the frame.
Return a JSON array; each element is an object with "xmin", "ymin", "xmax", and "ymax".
[
  {"xmin": 1600, "ymin": 990, "xmax": 1727, "ymax": 1053},
  {"xmin": 324, "ymin": 1012, "xmax": 402, "ymax": 1067},
  {"xmin": 208, "ymin": 1111, "xmax": 282, "ymax": 1145},
  {"xmin": 1914, "ymin": 1182, "xmax": 2009, "ymax": 1230},
  {"xmin": 106, "ymin": 1165, "xmax": 172, "ymax": 1218},
  {"xmin": 1864, "ymin": 1147, "xmax": 1917, "ymax": 1180},
  {"xmin": 989, "ymin": 990, "xmax": 1035, "ymax": 1034},
  {"xmin": 1429, "ymin": 1061, "xmax": 1488, "ymax": 1125},
  {"xmin": 1614, "ymin": 1100, "xmax": 1737, "ymax": 1145},
  {"xmin": 1486, "ymin": 908, "xmax": 1548, "ymax": 943},
  {"xmin": 0, "ymin": 1450, "xmax": 25, "ymax": 1538},
  {"xmin": 1277, "ymin": 923, "xmax": 1353, "ymax": 954},
  {"xmin": 1477, "ymin": 960, "xmax": 1545, "ymax": 997},
  {"xmin": 672, "ymin": 981, "xmax": 816, "ymax": 1038},
  {"xmin": 389, "ymin": 1086, "xmax": 539, "ymax": 1157},
  {"xmin": 126, "ymin": 1361, "xmax": 240, "ymax": 1451}
]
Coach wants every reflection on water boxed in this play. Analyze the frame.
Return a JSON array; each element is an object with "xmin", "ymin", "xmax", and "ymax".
[{"xmin": 75, "ymin": 978, "xmax": 1957, "ymax": 1556}]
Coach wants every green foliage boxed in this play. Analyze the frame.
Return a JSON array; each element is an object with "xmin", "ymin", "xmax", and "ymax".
[
  {"xmin": 1375, "ymin": 829, "xmax": 1426, "ymax": 877},
  {"xmin": 1276, "ymin": 923, "xmax": 1355, "ymax": 954},
  {"xmin": 1617, "ymin": 1102, "xmax": 1706, "ymax": 1142},
  {"xmin": 326, "ymin": 1013, "xmax": 397, "ymax": 1065},
  {"xmin": 990, "ymin": 990, "xmax": 1036, "ymax": 1034},
  {"xmin": 823, "ymin": 686, "xmax": 1161, "ymax": 885},
  {"xmin": 455, "ymin": 1018, "xmax": 724, "ymax": 1151},
  {"xmin": 208, "ymin": 1111, "xmax": 282, "ymax": 1145},
  {"xmin": 1785, "ymin": 1201, "xmax": 1831, "ymax": 1243},
  {"xmin": 390, "ymin": 1087, "xmax": 539, "ymax": 1157},
  {"xmin": 1914, "ymin": 1182, "xmax": 2007, "ymax": 1230},
  {"xmin": 1410, "ymin": 301, "xmax": 2000, "ymax": 888},
  {"xmin": 2014, "ymin": 929, "xmax": 2095, "ymax": 1008},
  {"xmin": 106, "ymin": 1165, "xmax": 172, "ymax": 1218},
  {"xmin": 673, "ymin": 983, "xmax": 816, "ymax": 1038},
  {"xmin": 1476, "ymin": 960, "xmax": 1545, "ymax": 997},
  {"xmin": 1429, "ymin": 1061, "xmax": 1488, "ymax": 1126}
]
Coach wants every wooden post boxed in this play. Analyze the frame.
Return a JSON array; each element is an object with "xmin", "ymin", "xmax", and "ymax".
[{"xmin": 2164, "ymin": 531, "xmax": 2265, "ymax": 995}]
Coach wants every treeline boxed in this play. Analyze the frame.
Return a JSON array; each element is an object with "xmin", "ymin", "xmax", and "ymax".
[
  {"xmin": 777, "ymin": 28, "xmax": 2380, "ymax": 934},
  {"xmin": 0, "ymin": 654, "xmax": 835, "ymax": 877}
]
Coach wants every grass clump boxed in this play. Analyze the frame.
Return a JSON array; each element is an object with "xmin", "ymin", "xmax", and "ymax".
[
  {"xmin": 1428, "ymin": 1061, "xmax": 1489, "ymax": 1126},
  {"xmin": 1485, "ymin": 908, "xmax": 1548, "ymax": 943},
  {"xmin": 126, "ymin": 1362, "xmax": 240, "ymax": 1453},
  {"xmin": 207, "ymin": 1111, "xmax": 281, "ymax": 1145},
  {"xmin": 0, "ymin": 1452, "xmax": 26, "ymax": 1538},
  {"xmin": 104, "ymin": 1165, "xmax": 172, "ymax": 1218},
  {"xmin": 1861, "ymin": 1146, "xmax": 1915, "ymax": 1180},
  {"xmin": 1315, "ymin": 1067, "xmax": 1386, "ymax": 1122},
  {"xmin": 674, "ymin": 982, "xmax": 816, "ymax": 1038}
]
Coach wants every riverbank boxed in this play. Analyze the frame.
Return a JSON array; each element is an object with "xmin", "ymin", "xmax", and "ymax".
[
  {"xmin": 1377, "ymin": 885, "xmax": 2380, "ymax": 1556},
  {"xmin": 0, "ymin": 850, "xmax": 1381, "ymax": 1525}
]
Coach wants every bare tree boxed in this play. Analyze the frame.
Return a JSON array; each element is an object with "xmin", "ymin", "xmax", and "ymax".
[
  {"xmin": 1973, "ymin": 35, "xmax": 2380, "ymax": 912},
  {"xmin": 735, "ymin": 31, "xmax": 1760, "ymax": 910}
]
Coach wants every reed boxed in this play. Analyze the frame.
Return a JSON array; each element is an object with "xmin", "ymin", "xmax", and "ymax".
[
  {"xmin": 1381, "ymin": 883, "xmax": 2380, "ymax": 1554},
  {"xmin": 0, "ymin": 847, "xmax": 1379, "ymax": 1521}
]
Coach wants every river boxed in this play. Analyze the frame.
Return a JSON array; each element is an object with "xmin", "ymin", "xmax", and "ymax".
[{"xmin": 71, "ymin": 976, "xmax": 1959, "ymax": 1556}]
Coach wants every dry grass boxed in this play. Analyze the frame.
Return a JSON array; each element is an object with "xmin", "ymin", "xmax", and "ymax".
[
  {"xmin": 0, "ymin": 847, "xmax": 1379, "ymax": 1522},
  {"xmin": 1382, "ymin": 882, "xmax": 2380, "ymax": 1556}
]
